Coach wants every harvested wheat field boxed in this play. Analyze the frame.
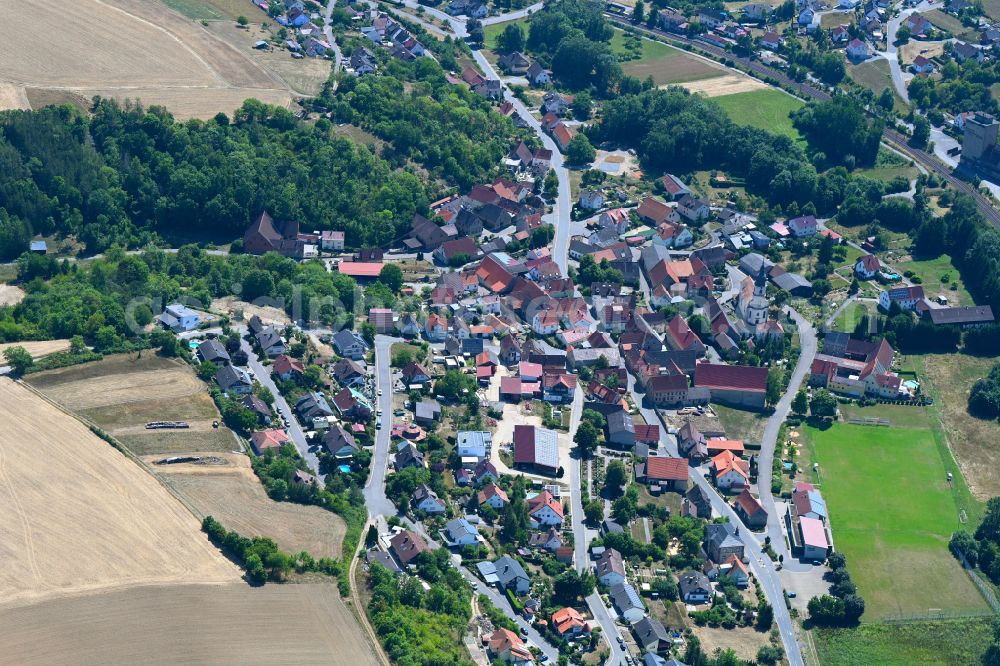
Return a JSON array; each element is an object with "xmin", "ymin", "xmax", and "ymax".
[
  {"xmin": 0, "ymin": 0, "xmax": 294, "ymax": 119},
  {"xmin": 0, "ymin": 582, "xmax": 379, "ymax": 666},
  {"xmin": 28, "ymin": 353, "xmax": 237, "ymax": 455},
  {"xmin": 0, "ymin": 380, "xmax": 239, "ymax": 606},
  {"xmin": 151, "ymin": 453, "xmax": 346, "ymax": 559},
  {"xmin": 0, "ymin": 339, "xmax": 68, "ymax": 359},
  {"xmin": 678, "ymin": 73, "xmax": 768, "ymax": 97},
  {"xmin": 29, "ymin": 354, "xmax": 205, "ymax": 411}
]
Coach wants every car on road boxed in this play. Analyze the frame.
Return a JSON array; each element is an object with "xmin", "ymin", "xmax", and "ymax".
[
  {"xmin": 376, "ymin": 420, "xmax": 382, "ymax": 430},
  {"xmin": 787, "ymin": 591, "xmax": 797, "ymax": 598},
  {"xmin": 539, "ymin": 656, "xmax": 549, "ymax": 663},
  {"xmin": 378, "ymin": 388, "xmax": 383, "ymax": 396},
  {"xmin": 377, "ymin": 408, "xmax": 383, "ymax": 416},
  {"xmin": 519, "ymin": 626, "xmax": 528, "ymax": 637}
]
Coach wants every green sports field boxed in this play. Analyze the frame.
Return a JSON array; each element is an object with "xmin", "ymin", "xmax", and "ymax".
[
  {"xmin": 803, "ymin": 417, "xmax": 987, "ymax": 619},
  {"xmin": 713, "ymin": 89, "xmax": 803, "ymax": 140}
]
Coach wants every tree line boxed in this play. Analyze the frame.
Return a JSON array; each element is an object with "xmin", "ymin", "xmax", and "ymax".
[
  {"xmin": 0, "ymin": 98, "xmax": 435, "ymax": 258},
  {"xmin": 201, "ymin": 515, "xmax": 342, "ymax": 585},
  {"xmin": 589, "ymin": 91, "xmax": 886, "ymax": 213}
]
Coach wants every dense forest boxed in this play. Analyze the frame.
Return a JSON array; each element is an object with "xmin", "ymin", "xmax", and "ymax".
[
  {"xmin": 321, "ymin": 56, "xmax": 521, "ymax": 191},
  {"xmin": 0, "ymin": 99, "xmax": 430, "ymax": 258}
]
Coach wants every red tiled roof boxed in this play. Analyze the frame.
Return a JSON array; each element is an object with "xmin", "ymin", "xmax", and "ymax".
[
  {"xmin": 694, "ymin": 363, "xmax": 768, "ymax": 392},
  {"xmin": 735, "ymin": 489, "xmax": 765, "ymax": 517},
  {"xmin": 634, "ymin": 424, "xmax": 660, "ymax": 443},
  {"xmin": 645, "ymin": 456, "xmax": 688, "ymax": 481},
  {"xmin": 527, "ymin": 489, "xmax": 564, "ymax": 518}
]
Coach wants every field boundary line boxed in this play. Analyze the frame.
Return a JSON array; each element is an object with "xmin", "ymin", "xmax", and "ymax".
[
  {"xmin": 16, "ymin": 378, "xmax": 206, "ymax": 519},
  {"xmin": 349, "ymin": 525, "xmax": 392, "ymax": 666}
]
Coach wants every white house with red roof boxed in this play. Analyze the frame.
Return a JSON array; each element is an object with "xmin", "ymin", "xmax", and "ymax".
[
  {"xmin": 527, "ymin": 489, "xmax": 564, "ymax": 527},
  {"xmin": 879, "ymin": 285, "xmax": 926, "ymax": 311},
  {"xmin": 711, "ymin": 450, "xmax": 750, "ymax": 489},
  {"xmin": 847, "ymin": 38, "xmax": 869, "ymax": 60},
  {"xmin": 854, "ymin": 254, "xmax": 882, "ymax": 279}
]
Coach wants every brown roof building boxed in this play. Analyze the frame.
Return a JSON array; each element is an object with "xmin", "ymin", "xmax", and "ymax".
[{"xmin": 244, "ymin": 211, "xmax": 304, "ymax": 258}]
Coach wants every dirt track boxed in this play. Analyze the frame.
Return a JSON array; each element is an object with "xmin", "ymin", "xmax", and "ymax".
[
  {"xmin": 0, "ymin": 582, "xmax": 379, "ymax": 665},
  {"xmin": 0, "ymin": 0, "xmax": 294, "ymax": 118},
  {"xmin": 0, "ymin": 380, "xmax": 239, "ymax": 606}
]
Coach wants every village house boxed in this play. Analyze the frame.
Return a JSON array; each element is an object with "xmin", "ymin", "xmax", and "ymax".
[
  {"xmin": 528, "ymin": 526, "xmax": 563, "ymax": 551},
  {"xmin": 879, "ymin": 285, "xmax": 926, "ymax": 311},
  {"xmin": 912, "ymin": 54, "xmax": 935, "ymax": 74},
  {"xmin": 527, "ymin": 489, "xmax": 564, "ymax": 527},
  {"xmin": 323, "ymin": 425, "xmax": 359, "ymax": 459},
  {"xmin": 810, "ymin": 333, "xmax": 900, "ymax": 398},
  {"xmin": 273, "ymin": 354, "xmax": 305, "ymax": 382},
  {"xmin": 595, "ymin": 548, "xmax": 627, "ymax": 587},
  {"xmin": 249, "ymin": 428, "xmax": 289, "ymax": 455},
  {"xmin": 495, "ymin": 555, "xmax": 531, "ymax": 595},
  {"xmin": 526, "ymin": 61, "xmax": 551, "ymax": 86},
  {"xmin": 413, "ymin": 484, "xmax": 446, "ymax": 514},
  {"xmin": 332, "ymin": 329, "xmax": 369, "ymax": 360},
  {"xmin": 678, "ymin": 421, "xmax": 709, "ymax": 459},
  {"xmin": 551, "ymin": 607, "xmax": 590, "ymax": 637},
  {"xmin": 331, "ymin": 358, "xmax": 366, "ymax": 388},
  {"xmin": 243, "ymin": 211, "xmax": 305, "ymax": 258},
  {"xmin": 487, "ymin": 628, "xmax": 533, "ymax": 664},
  {"xmin": 761, "ymin": 30, "xmax": 782, "ymax": 50},
  {"xmin": 159, "ymin": 303, "xmax": 201, "ymax": 332},
  {"xmin": 854, "ymin": 254, "xmax": 881, "ymax": 280},
  {"xmin": 734, "ymin": 489, "xmax": 768, "ymax": 529},
  {"xmin": 679, "ymin": 570, "xmax": 713, "ymax": 604},
  {"xmin": 705, "ymin": 522, "xmax": 744, "ymax": 562},
  {"xmin": 711, "ymin": 450, "xmax": 750, "ymax": 489},
  {"xmin": 637, "ymin": 454, "xmax": 689, "ymax": 491},
  {"xmin": 295, "ymin": 392, "xmax": 334, "ymax": 421},
  {"xmin": 390, "ymin": 529, "xmax": 429, "ymax": 566},
  {"xmin": 633, "ymin": 616, "xmax": 671, "ymax": 654},
  {"xmin": 215, "ymin": 365, "xmax": 253, "ymax": 395},
  {"xmin": 610, "ymin": 582, "xmax": 646, "ymax": 623},
  {"xmin": 478, "ymin": 481, "xmax": 509, "ymax": 509},
  {"xmin": 198, "ymin": 339, "xmax": 230, "ymax": 366},
  {"xmin": 444, "ymin": 518, "xmax": 480, "ymax": 546}
]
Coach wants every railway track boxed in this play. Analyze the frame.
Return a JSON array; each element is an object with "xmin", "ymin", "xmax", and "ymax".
[{"xmin": 605, "ymin": 14, "xmax": 1000, "ymax": 227}]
